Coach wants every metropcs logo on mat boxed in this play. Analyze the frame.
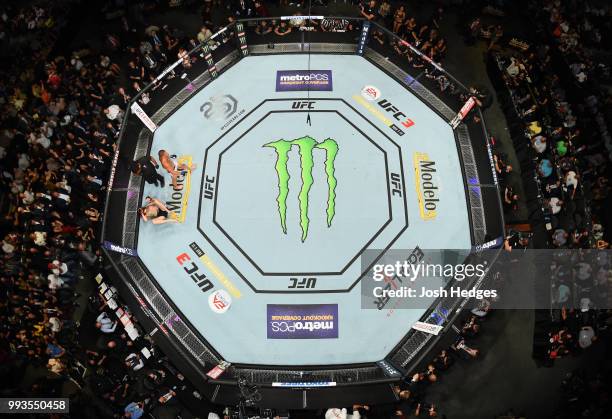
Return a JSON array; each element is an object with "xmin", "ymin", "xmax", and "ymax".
[
  {"xmin": 276, "ymin": 70, "xmax": 333, "ymax": 92},
  {"xmin": 267, "ymin": 304, "xmax": 339, "ymax": 339},
  {"xmin": 264, "ymin": 136, "xmax": 339, "ymax": 242},
  {"xmin": 413, "ymin": 152, "xmax": 439, "ymax": 220}
]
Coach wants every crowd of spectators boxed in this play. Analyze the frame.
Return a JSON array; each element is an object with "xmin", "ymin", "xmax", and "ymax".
[
  {"xmin": 476, "ymin": 0, "xmax": 612, "ymax": 394},
  {"xmin": 327, "ymin": 302, "xmax": 497, "ymax": 418},
  {"xmin": 0, "ymin": 1, "xmax": 226, "ymax": 418},
  {"xmin": 0, "ymin": 0, "xmax": 482, "ymax": 417},
  {"xmin": 494, "ymin": 48, "xmax": 593, "ymax": 243},
  {"xmin": 82, "ymin": 288, "xmax": 223, "ymax": 418},
  {"xmin": 487, "ymin": 0, "xmax": 611, "ymax": 251},
  {"xmin": 0, "ymin": 5, "xmax": 137, "ymax": 418},
  {"xmin": 0, "ymin": 0, "xmax": 117, "ymax": 386},
  {"xmin": 547, "ymin": 247, "xmax": 612, "ymax": 363},
  {"xmin": 0, "ymin": 1, "xmax": 72, "ymax": 59},
  {"xmin": 384, "ymin": 2, "xmax": 447, "ymax": 66},
  {"xmin": 537, "ymin": 0, "xmax": 611, "ymax": 244},
  {"xmin": 554, "ymin": 366, "xmax": 612, "ymax": 418}
]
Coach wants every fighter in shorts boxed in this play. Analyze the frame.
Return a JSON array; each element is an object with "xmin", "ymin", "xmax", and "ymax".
[
  {"xmin": 138, "ymin": 196, "xmax": 178, "ymax": 224},
  {"xmin": 158, "ymin": 149, "xmax": 197, "ymax": 189}
]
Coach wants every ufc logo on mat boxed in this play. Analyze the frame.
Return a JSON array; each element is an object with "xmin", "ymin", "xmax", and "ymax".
[
  {"xmin": 292, "ymin": 101, "xmax": 315, "ymax": 109},
  {"xmin": 288, "ymin": 277, "xmax": 317, "ymax": 289}
]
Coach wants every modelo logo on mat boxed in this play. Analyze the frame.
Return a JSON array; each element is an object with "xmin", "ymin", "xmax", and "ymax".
[
  {"xmin": 413, "ymin": 152, "xmax": 439, "ymax": 220},
  {"xmin": 361, "ymin": 85, "xmax": 381, "ymax": 101},
  {"xmin": 276, "ymin": 70, "xmax": 333, "ymax": 91},
  {"xmin": 267, "ymin": 304, "xmax": 338, "ymax": 339},
  {"xmin": 164, "ymin": 155, "xmax": 193, "ymax": 223},
  {"xmin": 208, "ymin": 289, "xmax": 232, "ymax": 314}
]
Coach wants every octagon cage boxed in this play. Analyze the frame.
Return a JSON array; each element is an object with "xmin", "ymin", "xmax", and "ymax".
[{"xmin": 100, "ymin": 16, "xmax": 505, "ymax": 408}]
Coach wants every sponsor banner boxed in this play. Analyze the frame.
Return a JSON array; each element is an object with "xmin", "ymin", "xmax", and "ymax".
[
  {"xmin": 165, "ymin": 156, "xmax": 192, "ymax": 223},
  {"xmin": 357, "ymin": 21, "xmax": 371, "ymax": 56},
  {"xmin": 236, "ymin": 22, "xmax": 248, "ymax": 57},
  {"xmin": 472, "ymin": 236, "xmax": 504, "ymax": 253},
  {"xmin": 206, "ymin": 366, "xmax": 224, "ymax": 379},
  {"xmin": 103, "ymin": 241, "xmax": 138, "ymax": 257},
  {"xmin": 107, "ymin": 147, "xmax": 120, "ymax": 192},
  {"xmin": 206, "ymin": 361, "xmax": 231, "ymax": 379},
  {"xmin": 130, "ymin": 102, "xmax": 157, "ymax": 132},
  {"xmin": 376, "ymin": 360, "xmax": 402, "ymax": 377},
  {"xmin": 272, "ymin": 381, "xmax": 336, "ymax": 388},
  {"xmin": 267, "ymin": 304, "xmax": 338, "ymax": 339},
  {"xmin": 413, "ymin": 152, "xmax": 439, "ymax": 220},
  {"xmin": 280, "ymin": 15, "xmax": 324, "ymax": 20},
  {"xmin": 412, "ymin": 321, "xmax": 444, "ymax": 335},
  {"xmin": 486, "ymin": 140, "xmax": 499, "ymax": 185},
  {"xmin": 208, "ymin": 289, "xmax": 232, "ymax": 314},
  {"xmin": 459, "ymin": 96, "xmax": 478, "ymax": 119},
  {"xmin": 450, "ymin": 96, "xmax": 477, "ymax": 129},
  {"xmin": 202, "ymin": 42, "xmax": 218, "ymax": 78},
  {"xmin": 276, "ymin": 70, "xmax": 333, "ymax": 92}
]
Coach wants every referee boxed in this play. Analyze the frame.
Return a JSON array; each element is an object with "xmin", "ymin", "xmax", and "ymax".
[{"xmin": 131, "ymin": 154, "xmax": 165, "ymax": 187}]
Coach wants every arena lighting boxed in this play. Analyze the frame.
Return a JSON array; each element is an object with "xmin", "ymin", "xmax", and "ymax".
[{"xmin": 180, "ymin": 72, "xmax": 194, "ymax": 91}]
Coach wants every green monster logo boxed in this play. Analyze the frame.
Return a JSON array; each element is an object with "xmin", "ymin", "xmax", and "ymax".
[{"xmin": 264, "ymin": 136, "xmax": 339, "ymax": 242}]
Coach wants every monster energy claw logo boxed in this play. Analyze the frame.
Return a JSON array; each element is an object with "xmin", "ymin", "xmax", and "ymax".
[{"xmin": 264, "ymin": 136, "xmax": 339, "ymax": 242}]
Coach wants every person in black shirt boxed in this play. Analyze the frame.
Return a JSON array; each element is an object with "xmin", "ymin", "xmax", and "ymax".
[
  {"xmin": 255, "ymin": 20, "xmax": 273, "ymax": 35},
  {"xmin": 131, "ymin": 155, "xmax": 164, "ymax": 187},
  {"xmin": 406, "ymin": 372, "xmax": 426, "ymax": 403},
  {"xmin": 232, "ymin": 0, "xmax": 253, "ymax": 18},
  {"xmin": 127, "ymin": 61, "xmax": 144, "ymax": 83},
  {"xmin": 360, "ymin": 0, "xmax": 378, "ymax": 21},
  {"xmin": 384, "ymin": 386, "xmax": 414, "ymax": 417}
]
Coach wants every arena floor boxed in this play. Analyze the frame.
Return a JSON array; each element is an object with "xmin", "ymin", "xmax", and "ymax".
[{"xmin": 136, "ymin": 54, "xmax": 471, "ymax": 365}]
